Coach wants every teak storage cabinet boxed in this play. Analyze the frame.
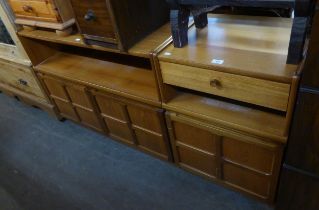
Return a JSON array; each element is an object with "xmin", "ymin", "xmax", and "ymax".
[
  {"xmin": 17, "ymin": 18, "xmax": 174, "ymax": 161},
  {"xmin": 156, "ymin": 14, "xmax": 301, "ymax": 203},
  {"xmin": 70, "ymin": 0, "xmax": 169, "ymax": 50},
  {"xmin": 9, "ymin": 0, "xmax": 75, "ymax": 32}
]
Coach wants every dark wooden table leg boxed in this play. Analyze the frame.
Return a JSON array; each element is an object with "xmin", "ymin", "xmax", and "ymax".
[
  {"xmin": 170, "ymin": 8, "xmax": 190, "ymax": 48},
  {"xmin": 194, "ymin": 12, "xmax": 208, "ymax": 29}
]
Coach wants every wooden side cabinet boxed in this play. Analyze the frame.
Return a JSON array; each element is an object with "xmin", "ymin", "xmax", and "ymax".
[{"xmin": 166, "ymin": 112, "xmax": 284, "ymax": 203}]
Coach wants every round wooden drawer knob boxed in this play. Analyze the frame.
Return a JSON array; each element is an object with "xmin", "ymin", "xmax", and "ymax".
[
  {"xmin": 210, "ymin": 79, "xmax": 221, "ymax": 88},
  {"xmin": 22, "ymin": 5, "xmax": 33, "ymax": 13},
  {"xmin": 84, "ymin": 10, "xmax": 96, "ymax": 21}
]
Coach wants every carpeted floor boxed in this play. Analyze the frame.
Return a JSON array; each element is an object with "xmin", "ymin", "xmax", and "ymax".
[{"xmin": 0, "ymin": 93, "xmax": 273, "ymax": 210}]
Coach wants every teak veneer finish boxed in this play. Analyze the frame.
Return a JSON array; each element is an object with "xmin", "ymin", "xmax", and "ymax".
[
  {"xmin": 158, "ymin": 15, "xmax": 299, "ymax": 112},
  {"xmin": 159, "ymin": 15, "xmax": 298, "ymax": 83},
  {"xmin": 155, "ymin": 14, "xmax": 302, "ymax": 203}
]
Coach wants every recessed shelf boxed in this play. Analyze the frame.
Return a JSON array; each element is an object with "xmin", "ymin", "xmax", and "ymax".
[
  {"xmin": 18, "ymin": 23, "xmax": 171, "ymax": 58},
  {"xmin": 35, "ymin": 52, "xmax": 161, "ymax": 106},
  {"xmin": 163, "ymin": 92, "xmax": 287, "ymax": 143}
]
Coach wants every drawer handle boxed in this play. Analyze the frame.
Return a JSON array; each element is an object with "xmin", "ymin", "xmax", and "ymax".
[
  {"xmin": 18, "ymin": 79, "xmax": 28, "ymax": 86},
  {"xmin": 84, "ymin": 10, "xmax": 96, "ymax": 21},
  {"xmin": 210, "ymin": 79, "xmax": 221, "ymax": 88},
  {"xmin": 22, "ymin": 5, "xmax": 34, "ymax": 13}
]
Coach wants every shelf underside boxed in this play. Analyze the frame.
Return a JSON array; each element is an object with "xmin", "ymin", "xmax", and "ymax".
[{"xmin": 35, "ymin": 52, "xmax": 160, "ymax": 106}]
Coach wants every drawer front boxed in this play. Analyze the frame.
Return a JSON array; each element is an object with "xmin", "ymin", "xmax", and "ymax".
[
  {"xmin": 166, "ymin": 112, "xmax": 283, "ymax": 202},
  {"xmin": 161, "ymin": 62, "xmax": 291, "ymax": 111},
  {"xmin": 70, "ymin": 0, "xmax": 116, "ymax": 43},
  {"xmin": 9, "ymin": 0, "xmax": 60, "ymax": 22},
  {"xmin": 93, "ymin": 91, "xmax": 171, "ymax": 160},
  {"xmin": 0, "ymin": 60, "xmax": 45, "ymax": 99}
]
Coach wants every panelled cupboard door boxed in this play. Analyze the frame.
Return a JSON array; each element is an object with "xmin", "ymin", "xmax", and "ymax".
[
  {"xmin": 166, "ymin": 112, "xmax": 284, "ymax": 203},
  {"xmin": 92, "ymin": 90, "xmax": 171, "ymax": 160},
  {"xmin": 38, "ymin": 74, "xmax": 104, "ymax": 132}
]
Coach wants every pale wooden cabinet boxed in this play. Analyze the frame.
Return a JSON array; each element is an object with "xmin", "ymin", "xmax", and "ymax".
[
  {"xmin": 166, "ymin": 112, "xmax": 284, "ymax": 202},
  {"xmin": 8, "ymin": 0, "xmax": 75, "ymax": 34}
]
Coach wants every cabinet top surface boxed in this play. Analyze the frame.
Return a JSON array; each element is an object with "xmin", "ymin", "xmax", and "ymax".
[{"xmin": 159, "ymin": 14, "xmax": 298, "ymax": 83}]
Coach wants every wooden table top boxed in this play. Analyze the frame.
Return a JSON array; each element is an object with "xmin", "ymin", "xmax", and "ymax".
[{"xmin": 159, "ymin": 14, "xmax": 299, "ymax": 83}]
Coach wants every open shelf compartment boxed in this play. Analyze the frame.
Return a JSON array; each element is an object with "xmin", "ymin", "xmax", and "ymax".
[{"xmin": 35, "ymin": 52, "xmax": 161, "ymax": 106}]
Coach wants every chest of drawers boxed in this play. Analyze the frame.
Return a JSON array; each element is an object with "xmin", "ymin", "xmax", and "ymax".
[
  {"xmin": 9, "ymin": 0, "xmax": 75, "ymax": 34},
  {"xmin": 70, "ymin": 0, "xmax": 169, "ymax": 51}
]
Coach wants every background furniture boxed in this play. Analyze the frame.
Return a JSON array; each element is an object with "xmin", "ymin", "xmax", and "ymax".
[
  {"xmin": 166, "ymin": 0, "xmax": 313, "ymax": 64},
  {"xmin": 70, "ymin": 0, "xmax": 169, "ymax": 50},
  {"xmin": 0, "ymin": 1, "xmax": 56, "ymax": 117},
  {"xmin": 8, "ymin": 0, "xmax": 75, "ymax": 36},
  {"xmin": 276, "ymin": 1, "xmax": 319, "ymax": 209}
]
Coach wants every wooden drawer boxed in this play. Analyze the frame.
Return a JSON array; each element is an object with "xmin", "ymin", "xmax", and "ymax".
[
  {"xmin": 160, "ymin": 62, "xmax": 291, "ymax": 111},
  {"xmin": 93, "ymin": 90, "xmax": 171, "ymax": 160},
  {"xmin": 166, "ymin": 112, "xmax": 284, "ymax": 203},
  {"xmin": 0, "ymin": 60, "xmax": 45, "ymax": 99},
  {"xmin": 9, "ymin": 0, "xmax": 60, "ymax": 22},
  {"xmin": 70, "ymin": 0, "xmax": 116, "ymax": 43}
]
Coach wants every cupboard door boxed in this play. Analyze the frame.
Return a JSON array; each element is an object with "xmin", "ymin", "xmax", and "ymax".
[
  {"xmin": 40, "ymin": 75, "xmax": 79, "ymax": 121},
  {"xmin": 64, "ymin": 84, "xmax": 104, "ymax": 132},
  {"xmin": 93, "ymin": 91, "xmax": 171, "ymax": 160},
  {"xmin": 127, "ymin": 104, "xmax": 170, "ymax": 159},
  {"xmin": 166, "ymin": 112, "xmax": 283, "ymax": 203},
  {"xmin": 94, "ymin": 93, "xmax": 134, "ymax": 144},
  {"xmin": 39, "ymin": 74, "xmax": 104, "ymax": 132},
  {"xmin": 168, "ymin": 120, "xmax": 218, "ymax": 178}
]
